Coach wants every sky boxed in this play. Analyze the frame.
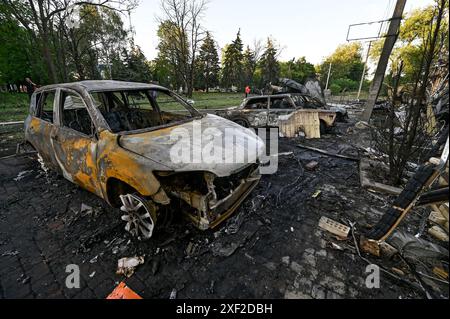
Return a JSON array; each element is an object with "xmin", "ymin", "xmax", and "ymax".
[{"xmin": 129, "ymin": 0, "xmax": 435, "ymax": 65}]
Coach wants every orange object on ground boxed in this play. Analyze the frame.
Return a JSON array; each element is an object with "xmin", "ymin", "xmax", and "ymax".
[{"xmin": 106, "ymin": 282, "xmax": 142, "ymax": 299}]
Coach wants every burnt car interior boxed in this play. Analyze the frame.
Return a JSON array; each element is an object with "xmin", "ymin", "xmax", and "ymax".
[
  {"xmin": 270, "ymin": 97, "xmax": 295, "ymax": 109},
  {"xmin": 36, "ymin": 91, "xmax": 56, "ymax": 123},
  {"xmin": 61, "ymin": 91, "xmax": 94, "ymax": 136},
  {"xmin": 244, "ymin": 97, "xmax": 268, "ymax": 109},
  {"xmin": 91, "ymin": 89, "xmax": 195, "ymax": 133}
]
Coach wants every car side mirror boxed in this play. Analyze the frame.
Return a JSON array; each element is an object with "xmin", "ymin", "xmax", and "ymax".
[{"xmin": 187, "ymin": 99, "xmax": 195, "ymax": 105}]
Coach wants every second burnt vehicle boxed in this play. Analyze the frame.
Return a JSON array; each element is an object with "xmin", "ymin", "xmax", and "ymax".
[
  {"xmin": 215, "ymin": 94, "xmax": 337, "ymax": 134},
  {"xmin": 287, "ymin": 93, "xmax": 349, "ymax": 122},
  {"xmin": 24, "ymin": 80, "xmax": 265, "ymax": 240},
  {"xmin": 269, "ymin": 78, "xmax": 348, "ymax": 122}
]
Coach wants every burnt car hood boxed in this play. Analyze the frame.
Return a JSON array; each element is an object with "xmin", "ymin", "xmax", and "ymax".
[{"xmin": 119, "ymin": 114, "xmax": 265, "ymax": 177}]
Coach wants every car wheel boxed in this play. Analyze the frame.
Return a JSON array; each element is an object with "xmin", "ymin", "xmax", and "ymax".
[{"xmin": 119, "ymin": 193, "xmax": 157, "ymax": 240}]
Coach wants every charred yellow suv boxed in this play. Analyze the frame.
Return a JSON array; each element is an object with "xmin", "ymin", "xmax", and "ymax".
[{"xmin": 25, "ymin": 81, "xmax": 264, "ymax": 239}]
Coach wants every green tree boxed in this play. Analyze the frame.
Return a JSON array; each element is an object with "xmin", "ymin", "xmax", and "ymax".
[
  {"xmin": 195, "ymin": 32, "xmax": 220, "ymax": 92},
  {"xmin": 0, "ymin": 19, "xmax": 47, "ymax": 85},
  {"xmin": 259, "ymin": 38, "xmax": 280, "ymax": 85},
  {"xmin": 0, "ymin": 0, "xmax": 136, "ymax": 84},
  {"xmin": 221, "ymin": 29, "xmax": 244, "ymax": 90},
  {"xmin": 370, "ymin": 4, "xmax": 449, "ymax": 85},
  {"xmin": 57, "ymin": 4, "xmax": 130, "ymax": 81},
  {"xmin": 279, "ymin": 56, "xmax": 316, "ymax": 83},
  {"xmin": 242, "ymin": 46, "xmax": 257, "ymax": 87},
  {"xmin": 154, "ymin": 20, "xmax": 189, "ymax": 91},
  {"xmin": 125, "ymin": 45, "xmax": 153, "ymax": 82},
  {"xmin": 317, "ymin": 42, "xmax": 364, "ymax": 93},
  {"xmin": 150, "ymin": 56, "xmax": 175, "ymax": 88},
  {"xmin": 370, "ymin": 0, "xmax": 448, "ymax": 185}
]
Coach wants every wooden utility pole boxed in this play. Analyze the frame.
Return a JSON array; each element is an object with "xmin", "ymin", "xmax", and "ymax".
[{"xmin": 360, "ymin": 0, "xmax": 407, "ymax": 122}]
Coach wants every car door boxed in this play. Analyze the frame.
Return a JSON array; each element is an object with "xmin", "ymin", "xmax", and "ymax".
[
  {"xmin": 268, "ymin": 96, "xmax": 296, "ymax": 126},
  {"xmin": 241, "ymin": 97, "xmax": 269, "ymax": 127},
  {"xmin": 51, "ymin": 88, "xmax": 101, "ymax": 196},
  {"xmin": 27, "ymin": 89, "xmax": 61, "ymax": 170}
]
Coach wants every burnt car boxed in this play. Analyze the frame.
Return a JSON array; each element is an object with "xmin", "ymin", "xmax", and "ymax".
[
  {"xmin": 24, "ymin": 81, "xmax": 264, "ymax": 239},
  {"xmin": 286, "ymin": 93, "xmax": 348, "ymax": 122},
  {"xmin": 268, "ymin": 78, "xmax": 348, "ymax": 122},
  {"xmin": 215, "ymin": 94, "xmax": 337, "ymax": 134}
]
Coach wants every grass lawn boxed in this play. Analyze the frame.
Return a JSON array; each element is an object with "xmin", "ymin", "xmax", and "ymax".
[
  {"xmin": 182, "ymin": 92, "xmax": 244, "ymax": 109},
  {"xmin": 0, "ymin": 91, "xmax": 244, "ymax": 122},
  {"xmin": 0, "ymin": 92, "xmax": 30, "ymax": 122}
]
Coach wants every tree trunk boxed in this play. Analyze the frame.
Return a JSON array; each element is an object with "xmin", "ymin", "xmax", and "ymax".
[{"xmin": 37, "ymin": 0, "xmax": 57, "ymax": 83}]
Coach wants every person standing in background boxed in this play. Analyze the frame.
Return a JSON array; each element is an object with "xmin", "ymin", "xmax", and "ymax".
[
  {"xmin": 25, "ymin": 77, "xmax": 37, "ymax": 100},
  {"xmin": 245, "ymin": 85, "xmax": 251, "ymax": 98}
]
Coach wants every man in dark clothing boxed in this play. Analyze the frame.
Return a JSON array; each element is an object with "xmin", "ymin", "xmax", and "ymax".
[{"xmin": 25, "ymin": 77, "xmax": 37, "ymax": 100}]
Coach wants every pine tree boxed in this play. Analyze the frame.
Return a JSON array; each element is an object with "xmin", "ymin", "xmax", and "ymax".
[
  {"xmin": 127, "ymin": 45, "xmax": 153, "ymax": 83},
  {"xmin": 196, "ymin": 32, "xmax": 220, "ymax": 92},
  {"xmin": 260, "ymin": 38, "xmax": 280, "ymax": 85},
  {"xmin": 242, "ymin": 46, "xmax": 257, "ymax": 86},
  {"xmin": 221, "ymin": 29, "xmax": 244, "ymax": 90}
]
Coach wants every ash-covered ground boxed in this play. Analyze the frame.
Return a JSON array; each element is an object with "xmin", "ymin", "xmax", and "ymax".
[{"xmin": 0, "ymin": 121, "xmax": 447, "ymax": 299}]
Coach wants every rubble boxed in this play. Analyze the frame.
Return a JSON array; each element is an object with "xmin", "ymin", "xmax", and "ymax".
[
  {"xmin": 80, "ymin": 203, "xmax": 93, "ymax": 215},
  {"xmin": 1, "ymin": 109, "xmax": 448, "ymax": 299},
  {"xmin": 318, "ymin": 217, "xmax": 350, "ymax": 239},
  {"xmin": 428, "ymin": 226, "xmax": 449, "ymax": 242},
  {"xmin": 306, "ymin": 161, "xmax": 319, "ymax": 171},
  {"xmin": 359, "ymin": 159, "xmax": 403, "ymax": 195},
  {"xmin": 116, "ymin": 256, "xmax": 145, "ymax": 277},
  {"xmin": 359, "ymin": 237, "xmax": 381, "ymax": 257},
  {"xmin": 13, "ymin": 170, "xmax": 33, "ymax": 182},
  {"xmin": 388, "ymin": 231, "xmax": 448, "ymax": 259},
  {"xmin": 297, "ymin": 144, "xmax": 359, "ymax": 161}
]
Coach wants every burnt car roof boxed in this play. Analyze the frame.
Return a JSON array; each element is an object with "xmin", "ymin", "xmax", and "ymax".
[{"xmin": 36, "ymin": 80, "xmax": 167, "ymax": 93}]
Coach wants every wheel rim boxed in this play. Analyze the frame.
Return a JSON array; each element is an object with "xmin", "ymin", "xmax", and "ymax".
[{"xmin": 119, "ymin": 194, "xmax": 156, "ymax": 240}]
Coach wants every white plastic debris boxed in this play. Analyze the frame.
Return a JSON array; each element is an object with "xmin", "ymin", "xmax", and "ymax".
[{"xmin": 116, "ymin": 256, "xmax": 145, "ymax": 277}]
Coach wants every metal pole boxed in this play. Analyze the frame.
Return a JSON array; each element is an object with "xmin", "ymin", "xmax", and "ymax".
[
  {"xmin": 357, "ymin": 41, "xmax": 372, "ymax": 101},
  {"xmin": 361, "ymin": 0, "xmax": 407, "ymax": 122},
  {"xmin": 325, "ymin": 62, "xmax": 332, "ymax": 91}
]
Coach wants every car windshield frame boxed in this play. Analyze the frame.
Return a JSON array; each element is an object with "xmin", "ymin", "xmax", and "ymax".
[{"xmin": 89, "ymin": 88, "xmax": 203, "ymax": 135}]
